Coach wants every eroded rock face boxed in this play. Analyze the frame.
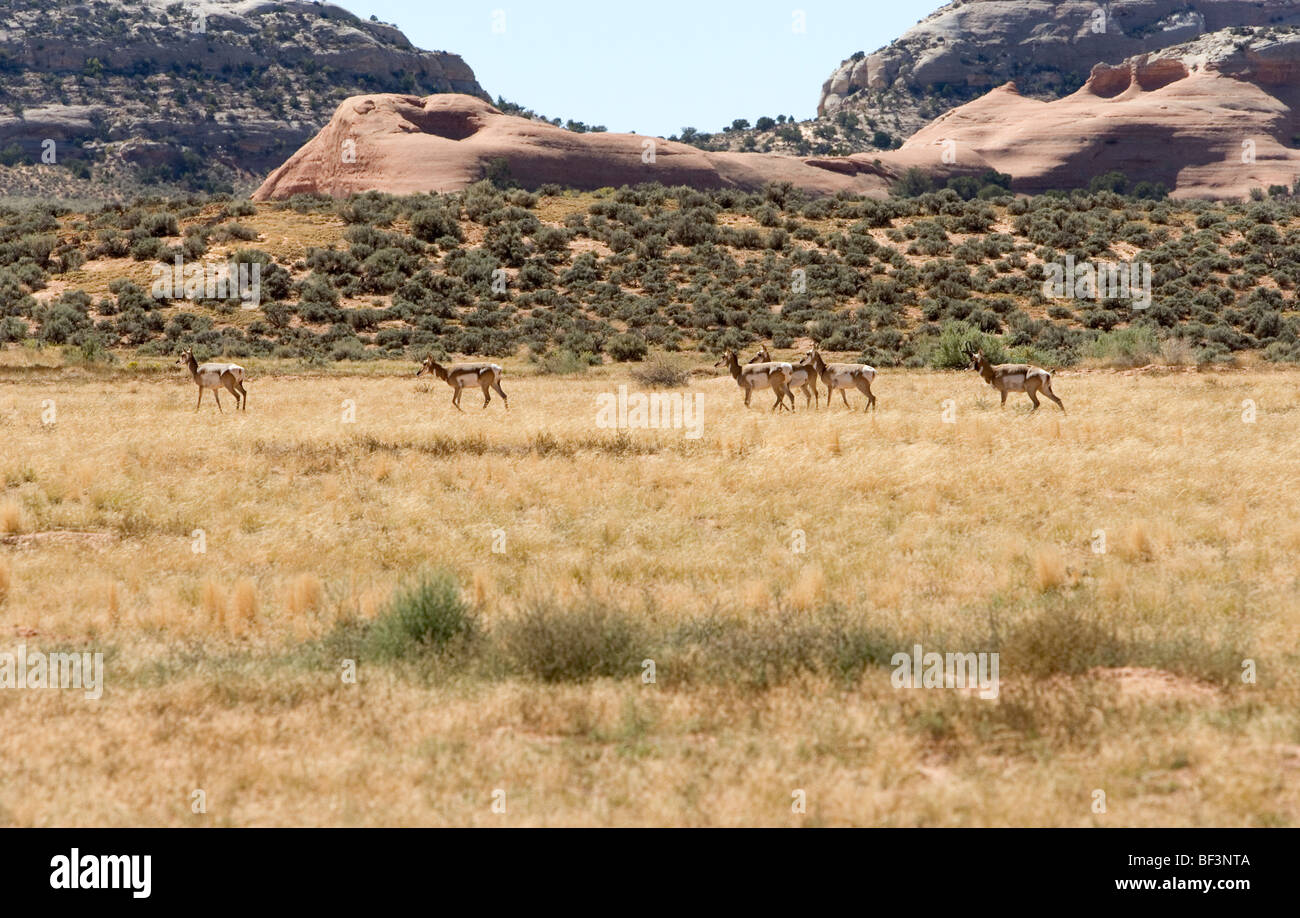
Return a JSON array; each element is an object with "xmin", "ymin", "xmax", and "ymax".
[
  {"xmin": 899, "ymin": 29, "xmax": 1300, "ymax": 199},
  {"xmin": 251, "ymin": 94, "xmax": 990, "ymax": 201},
  {"xmin": 817, "ymin": 1, "xmax": 1300, "ymax": 136},
  {"xmin": 0, "ymin": 0, "xmax": 487, "ymax": 191}
]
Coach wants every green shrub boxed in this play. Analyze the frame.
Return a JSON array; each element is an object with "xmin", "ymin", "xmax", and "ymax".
[
  {"xmin": 211, "ymin": 222, "xmax": 258, "ymax": 243},
  {"xmin": 0, "ymin": 315, "xmax": 27, "ymax": 342},
  {"xmin": 498, "ymin": 599, "xmax": 642, "ymax": 683},
  {"xmin": 537, "ymin": 348, "xmax": 593, "ymax": 375},
  {"xmin": 129, "ymin": 236, "xmax": 166, "ymax": 261},
  {"xmin": 140, "ymin": 212, "xmax": 179, "ymax": 237},
  {"xmin": 1087, "ymin": 326, "xmax": 1160, "ymax": 367},
  {"xmin": 1262, "ymin": 336, "xmax": 1300, "ymax": 363},
  {"xmin": 928, "ymin": 320, "xmax": 1010, "ymax": 369},
  {"xmin": 330, "ymin": 337, "xmax": 370, "ymax": 361},
  {"xmin": 410, "ymin": 207, "xmax": 462, "ymax": 243},
  {"xmin": 664, "ymin": 613, "xmax": 901, "ymax": 689},
  {"xmin": 366, "ymin": 569, "xmax": 477, "ymax": 660},
  {"xmin": 482, "ymin": 157, "xmax": 518, "ymax": 190},
  {"xmin": 999, "ymin": 602, "xmax": 1245, "ymax": 684},
  {"xmin": 1089, "ymin": 171, "xmax": 1129, "ymax": 195},
  {"xmin": 1195, "ymin": 343, "xmax": 1233, "ymax": 365},
  {"xmin": 891, "ymin": 167, "xmax": 935, "ymax": 197},
  {"xmin": 607, "ymin": 332, "xmax": 648, "ymax": 362},
  {"xmin": 630, "ymin": 353, "xmax": 691, "ymax": 388},
  {"xmin": 94, "ymin": 229, "xmax": 130, "ymax": 258}
]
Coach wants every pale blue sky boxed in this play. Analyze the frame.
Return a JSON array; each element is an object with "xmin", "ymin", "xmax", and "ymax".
[{"xmin": 334, "ymin": 1, "xmax": 948, "ymax": 137}]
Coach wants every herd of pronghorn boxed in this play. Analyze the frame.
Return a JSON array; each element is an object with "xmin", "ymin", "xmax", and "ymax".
[{"xmin": 176, "ymin": 343, "xmax": 1065, "ymax": 415}]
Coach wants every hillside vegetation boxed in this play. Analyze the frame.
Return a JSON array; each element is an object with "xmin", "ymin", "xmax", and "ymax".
[{"xmin": 3, "ymin": 181, "xmax": 1300, "ymax": 370}]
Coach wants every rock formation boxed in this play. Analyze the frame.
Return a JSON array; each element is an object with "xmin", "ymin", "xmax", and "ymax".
[
  {"xmin": 0, "ymin": 0, "xmax": 487, "ymax": 194},
  {"xmin": 899, "ymin": 28, "xmax": 1300, "ymax": 199},
  {"xmin": 251, "ymin": 93, "xmax": 990, "ymax": 201},
  {"xmin": 255, "ymin": 28, "xmax": 1300, "ymax": 203},
  {"xmin": 816, "ymin": 1, "xmax": 1300, "ymax": 140}
]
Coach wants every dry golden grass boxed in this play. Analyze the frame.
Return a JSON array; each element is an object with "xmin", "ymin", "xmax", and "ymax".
[
  {"xmin": 0, "ymin": 500, "xmax": 22, "ymax": 534},
  {"xmin": 1033, "ymin": 547, "xmax": 1067, "ymax": 593},
  {"xmin": 235, "ymin": 207, "xmax": 347, "ymax": 264},
  {"xmin": 0, "ymin": 362, "xmax": 1298, "ymax": 826}
]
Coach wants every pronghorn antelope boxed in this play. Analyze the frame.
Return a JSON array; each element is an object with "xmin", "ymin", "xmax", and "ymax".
[
  {"xmin": 789, "ymin": 350, "xmax": 822, "ymax": 410},
  {"xmin": 748, "ymin": 344, "xmax": 818, "ymax": 409},
  {"xmin": 715, "ymin": 348, "xmax": 795, "ymax": 412},
  {"xmin": 965, "ymin": 344, "xmax": 1064, "ymax": 413},
  {"xmin": 177, "ymin": 347, "xmax": 247, "ymax": 412},
  {"xmin": 417, "ymin": 355, "xmax": 509, "ymax": 411},
  {"xmin": 807, "ymin": 348, "xmax": 876, "ymax": 411}
]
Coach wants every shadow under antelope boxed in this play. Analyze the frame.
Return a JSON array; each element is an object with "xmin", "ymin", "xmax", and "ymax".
[
  {"xmin": 177, "ymin": 347, "xmax": 247, "ymax": 412},
  {"xmin": 417, "ymin": 355, "xmax": 508, "ymax": 411},
  {"xmin": 965, "ymin": 344, "xmax": 1064, "ymax": 413}
]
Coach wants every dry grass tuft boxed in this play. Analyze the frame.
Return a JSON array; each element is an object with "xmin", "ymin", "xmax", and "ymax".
[
  {"xmin": 102, "ymin": 580, "xmax": 119, "ymax": 622},
  {"xmin": 1117, "ymin": 520, "xmax": 1154, "ymax": 561},
  {"xmin": 286, "ymin": 573, "xmax": 324, "ymax": 616},
  {"xmin": 1033, "ymin": 548, "xmax": 1067, "ymax": 592},
  {"xmin": 0, "ymin": 500, "xmax": 23, "ymax": 534},
  {"xmin": 740, "ymin": 580, "xmax": 772, "ymax": 613},
  {"xmin": 202, "ymin": 579, "xmax": 226, "ymax": 629},
  {"xmin": 233, "ymin": 579, "xmax": 259, "ymax": 632},
  {"xmin": 787, "ymin": 564, "xmax": 826, "ymax": 612}
]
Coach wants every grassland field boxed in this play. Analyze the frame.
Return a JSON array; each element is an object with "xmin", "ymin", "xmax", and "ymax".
[{"xmin": 0, "ymin": 349, "xmax": 1298, "ymax": 826}]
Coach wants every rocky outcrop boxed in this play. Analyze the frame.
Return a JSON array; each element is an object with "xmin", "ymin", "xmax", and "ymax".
[
  {"xmin": 0, "ymin": 0, "xmax": 487, "ymax": 193},
  {"xmin": 817, "ymin": 1, "xmax": 1300, "ymax": 138},
  {"xmin": 252, "ymin": 94, "xmax": 990, "ymax": 201},
  {"xmin": 256, "ymin": 25, "xmax": 1300, "ymax": 203},
  {"xmin": 900, "ymin": 29, "xmax": 1300, "ymax": 199}
]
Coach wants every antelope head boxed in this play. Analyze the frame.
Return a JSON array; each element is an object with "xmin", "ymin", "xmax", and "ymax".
[
  {"xmin": 963, "ymin": 343, "xmax": 984, "ymax": 372},
  {"xmin": 714, "ymin": 349, "xmax": 736, "ymax": 370},
  {"xmin": 176, "ymin": 347, "xmax": 195, "ymax": 369},
  {"xmin": 416, "ymin": 354, "xmax": 447, "ymax": 380}
]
